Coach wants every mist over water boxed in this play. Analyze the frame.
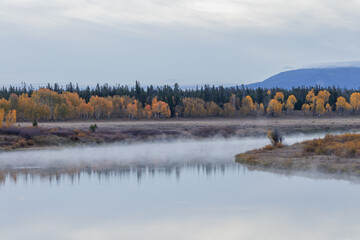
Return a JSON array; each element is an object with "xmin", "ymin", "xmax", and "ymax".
[
  {"xmin": 0, "ymin": 132, "xmax": 333, "ymax": 170},
  {"xmin": 1, "ymin": 132, "xmax": 360, "ymax": 240}
]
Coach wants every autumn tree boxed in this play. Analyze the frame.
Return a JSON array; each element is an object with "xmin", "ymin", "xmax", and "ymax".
[
  {"xmin": 9, "ymin": 93, "xmax": 19, "ymax": 110},
  {"xmin": 274, "ymin": 92, "xmax": 284, "ymax": 103},
  {"xmin": 350, "ymin": 92, "xmax": 360, "ymax": 113},
  {"xmin": 0, "ymin": 109, "xmax": 4, "ymax": 128},
  {"xmin": 182, "ymin": 98, "xmax": 207, "ymax": 117},
  {"xmin": 111, "ymin": 95, "xmax": 132, "ymax": 118},
  {"xmin": 31, "ymin": 89, "xmax": 61, "ymax": 120},
  {"xmin": 266, "ymin": 92, "xmax": 284, "ymax": 116},
  {"xmin": 206, "ymin": 101, "xmax": 222, "ymax": 117},
  {"xmin": 305, "ymin": 89, "xmax": 316, "ymax": 116},
  {"xmin": 160, "ymin": 101, "xmax": 171, "ymax": 118},
  {"xmin": 240, "ymin": 96, "xmax": 254, "ymax": 116},
  {"xmin": 267, "ymin": 99, "xmax": 282, "ymax": 116},
  {"xmin": 5, "ymin": 110, "xmax": 16, "ymax": 127},
  {"xmin": 89, "ymin": 96, "xmax": 113, "ymax": 119},
  {"xmin": 151, "ymin": 98, "xmax": 161, "ymax": 118},
  {"xmin": 325, "ymin": 103, "xmax": 332, "ymax": 113},
  {"xmin": 144, "ymin": 104, "xmax": 152, "ymax": 118},
  {"xmin": 304, "ymin": 89, "xmax": 330, "ymax": 117},
  {"xmin": 229, "ymin": 94, "xmax": 240, "ymax": 109},
  {"xmin": 223, "ymin": 103, "xmax": 236, "ymax": 117},
  {"xmin": 253, "ymin": 102, "xmax": 265, "ymax": 116},
  {"xmin": 302, "ymin": 104, "xmax": 310, "ymax": 116},
  {"xmin": 285, "ymin": 95, "xmax": 297, "ymax": 114},
  {"xmin": 259, "ymin": 103, "xmax": 265, "ymax": 115},
  {"xmin": 78, "ymin": 102, "xmax": 94, "ymax": 119},
  {"xmin": 0, "ymin": 98, "xmax": 10, "ymax": 113},
  {"xmin": 336, "ymin": 97, "xmax": 351, "ymax": 115},
  {"xmin": 127, "ymin": 100, "xmax": 138, "ymax": 119},
  {"xmin": 317, "ymin": 90, "xmax": 330, "ymax": 103},
  {"xmin": 315, "ymin": 99, "xmax": 325, "ymax": 116}
]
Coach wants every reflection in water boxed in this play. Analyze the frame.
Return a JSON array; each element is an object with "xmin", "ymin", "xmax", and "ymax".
[
  {"xmin": 0, "ymin": 132, "xmax": 340, "ymax": 186},
  {"xmin": 0, "ymin": 163, "xmax": 241, "ymax": 185},
  {"xmin": 1, "ymin": 134, "xmax": 360, "ymax": 240}
]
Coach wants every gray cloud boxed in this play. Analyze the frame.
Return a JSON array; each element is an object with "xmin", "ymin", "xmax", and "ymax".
[{"xmin": 1, "ymin": 0, "xmax": 360, "ymax": 86}]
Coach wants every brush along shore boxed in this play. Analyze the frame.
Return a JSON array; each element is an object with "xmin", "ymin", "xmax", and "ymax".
[
  {"xmin": 2, "ymin": 118, "xmax": 360, "ymax": 151},
  {"xmin": 235, "ymin": 133, "xmax": 360, "ymax": 177}
]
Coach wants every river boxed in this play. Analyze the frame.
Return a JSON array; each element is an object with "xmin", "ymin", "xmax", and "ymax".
[{"xmin": 0, "ymin": 132, "xmax": 359, "ymax": 240}]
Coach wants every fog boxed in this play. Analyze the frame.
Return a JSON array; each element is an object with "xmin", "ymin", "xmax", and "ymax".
[{"xmin": 0, "ymin": 133, "xmax": 330, "ymax": 170}]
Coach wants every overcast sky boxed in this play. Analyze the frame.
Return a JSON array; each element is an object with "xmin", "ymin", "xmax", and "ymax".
[{"xmin": 1, "ymin": 0, "xmax": 360, "ymax": 87}]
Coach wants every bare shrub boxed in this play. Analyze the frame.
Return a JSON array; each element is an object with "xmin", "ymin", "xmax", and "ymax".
[
  {"xmin": 192, "ymin": 126, "xmax": 233, "ymax": 138},
  {"xmin": 0, "ymin": 127, "xmax": 44, "ymax": 139},
  {"xmin": 267, "ymin": 128, "xmax": 283, "ymax": 146},
  {"xmin": 49, "ymin": 128, "xmax": 73, "ymax": 137}
]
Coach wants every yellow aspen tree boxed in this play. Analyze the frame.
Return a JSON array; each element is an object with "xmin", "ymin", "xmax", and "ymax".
[
  {"xmin": 144, "ymin": 104, "xmax": 152, "ymax": 118},
  {"xmin": 229, "ymin": 94, "xmax": 237, "ymax": 108},
  {"xmin": 325, "ymin": 103, "xmax": 332, "ymax": 113},
  {"xmin": 267, "ymin": 99, "xmax": 282, "ymax": 116},
  {"xmin": 317, "ymin": 90, "xmax": 330, "ymax": 103},
  {"xmin": 315, "ymin": 99, "xmax": 325, "ymax": 116},
  {"xmin": 241, "ymin": 96, "xmax": 254, "ymax": 116},
  {"xmin": 105, "ymin": 99, "xmax": 113, "ymax": 119},
  {"xmin": 0, "ymin": 108, "xmax": 4, "ymax": 128},
  {"xmin": 223, "ymin": 103, "xmax": 236, "ymax": 117},
  {"xmin": 305, "ymin": 89, "xmax": 317, "ymax": 116},
  {"xmin": 126, "ymin": 101, "xmax": 138, "ymax": 119},
  {"xmin": 274, "ymin": 92, "xmax": 284, "ymax": 103},
  {"xmin": 9, "ymin": 93, "xmax": 19, "ymax": 110},
  {"xmin": 0, "ymin": 98, "xmax": 10, "ymax": 113},
  {"xmin": 89, "ymin": 96, "xmax": 113, "ymax": 119},
  {"xmin": 160, "ymin": 102, "xmax": 171, "ymax": 118},
  {"xmin": 78, "ymin": 103, "xmax": 94, "ymax": 119},
  {"xmin": 285, "ymin": 95, "xmax": 297, "ymax": 114},
  {"xmin": 12, "ymin": 110, "xmax": 16, "ymax": 125},
  {"xmin": 302, "ymin": 104, "xmax": 310, "ymax": 116},
  {"xmin": 31, "ymin": 89, "xmax": 61, "ymax": 120},
  {"xmin": 151, "ymin": 98, "xmax": 160, "ymax": 118},
  {"xmin": 5, "ymin": 110, "xmax": 16, "ymax": 127},
  {"xmin": 336, "ymin": 97, "xmax": 348, "ymax": 115},
  {"xmin": 259, "ymin": 103, "xmax": 265, "ymax": 115},
  {"xmin": 206, "ymin": 101, "xmax": 221, "ymax": 117},
  {"xmin": 350, "ymin": 92, "xmax": 360, "ymax": 113}
]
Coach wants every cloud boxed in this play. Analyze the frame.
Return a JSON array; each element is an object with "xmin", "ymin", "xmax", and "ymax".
[{"xmin": 1, "ymin": 0, "xmax": 360, "ymax": 33}]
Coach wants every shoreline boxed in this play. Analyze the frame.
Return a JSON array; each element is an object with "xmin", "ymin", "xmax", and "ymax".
[
  {"xmin": 2, "ymin": 117, "xmax": 360, "ymax": 151},
  {"xmin": 235, "ymin": 134, "xmax": 360, "ymax": 179}
]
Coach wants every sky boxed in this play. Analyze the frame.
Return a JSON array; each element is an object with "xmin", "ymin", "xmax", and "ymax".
[{"xmin": 1, "ymin": 0, "xmax": 360, "ymax": 88}]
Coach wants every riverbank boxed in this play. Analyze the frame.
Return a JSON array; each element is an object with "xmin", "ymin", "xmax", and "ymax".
[
  {"xmin": 235, "ymin": 133, "xmax": 360, "ymax": 178},
  {"xmin": 2, "ymin": 117, "xmax": 360, "ymax": 151}
]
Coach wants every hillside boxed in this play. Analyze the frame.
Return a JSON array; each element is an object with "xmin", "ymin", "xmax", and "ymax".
[{"xmin": 247, "ymin": 67, "xmax": 360, "ymax": 89}]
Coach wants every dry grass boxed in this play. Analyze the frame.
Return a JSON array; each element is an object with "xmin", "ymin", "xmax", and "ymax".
[
  {"xmin": 303, "ymin": 133, "xmax": 360, "ymax": 158},
  {"xmin": 235, "ymin": 133, "xmax": 360, "ymax": 178}
]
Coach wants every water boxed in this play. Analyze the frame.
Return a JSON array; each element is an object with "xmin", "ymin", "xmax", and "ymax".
[{"xmin": 0, "ymin": 132, "xmax": 359, "ymax": 240}]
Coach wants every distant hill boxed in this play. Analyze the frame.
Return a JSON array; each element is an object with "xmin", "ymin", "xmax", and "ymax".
[{"xmin": 247, "ymin": 67, "xmax": 360, "ymax": 89}]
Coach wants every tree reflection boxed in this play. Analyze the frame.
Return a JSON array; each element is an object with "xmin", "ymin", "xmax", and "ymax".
[{"xmin": 0, "ymin": 163, "xmax": 240, "ymax": 186}]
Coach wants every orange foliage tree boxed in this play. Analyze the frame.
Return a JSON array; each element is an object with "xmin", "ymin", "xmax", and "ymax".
[
  {"xmin": 350, "ymin": 92, "xmax": 360, "ymax": 113},
  {"xmin": 336, "ymin": 97, "xmax": 351, "ymax": 115},
  {"xmin": 241, "ymin": 96, "xmax": 254, "ymax": 116},
  {"xmin": 285, "ymin": 95, "xmax": 297, "ymax": 114},
  {"xmin": 5, "ymin": 110, "xmax": 16, "ymax": 127},
  {"xmin": 0, "ymin": 108, "xmax": 4, "ymax": 128}
]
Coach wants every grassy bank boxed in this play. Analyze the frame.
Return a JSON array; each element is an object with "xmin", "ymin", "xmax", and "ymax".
[
  {"xmin": 0, "ymin": 124, "xmax": 237, "ymax": 151},
  {"xmin": 2, "ymin": 117, "xmax": 360, "ymax": 151},
  {"xmin": 235, "ymin": 133, "xmax": 360, "ymax": 177}
]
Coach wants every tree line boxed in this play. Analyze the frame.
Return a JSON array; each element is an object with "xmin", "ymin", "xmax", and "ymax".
[{"xmin": 1, "ymin": 82, "xmax": 360, "ymax": 123}]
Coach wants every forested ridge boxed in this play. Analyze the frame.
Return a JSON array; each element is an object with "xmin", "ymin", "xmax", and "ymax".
[{"xmin": 0, "ymin": 81, "xmax": 360, "ymax": 123}]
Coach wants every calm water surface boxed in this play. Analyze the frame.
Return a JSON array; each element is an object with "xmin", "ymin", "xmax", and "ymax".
[{"xmin": 1, "ymin": 133, "xmax": 359, "ymax": 240}]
